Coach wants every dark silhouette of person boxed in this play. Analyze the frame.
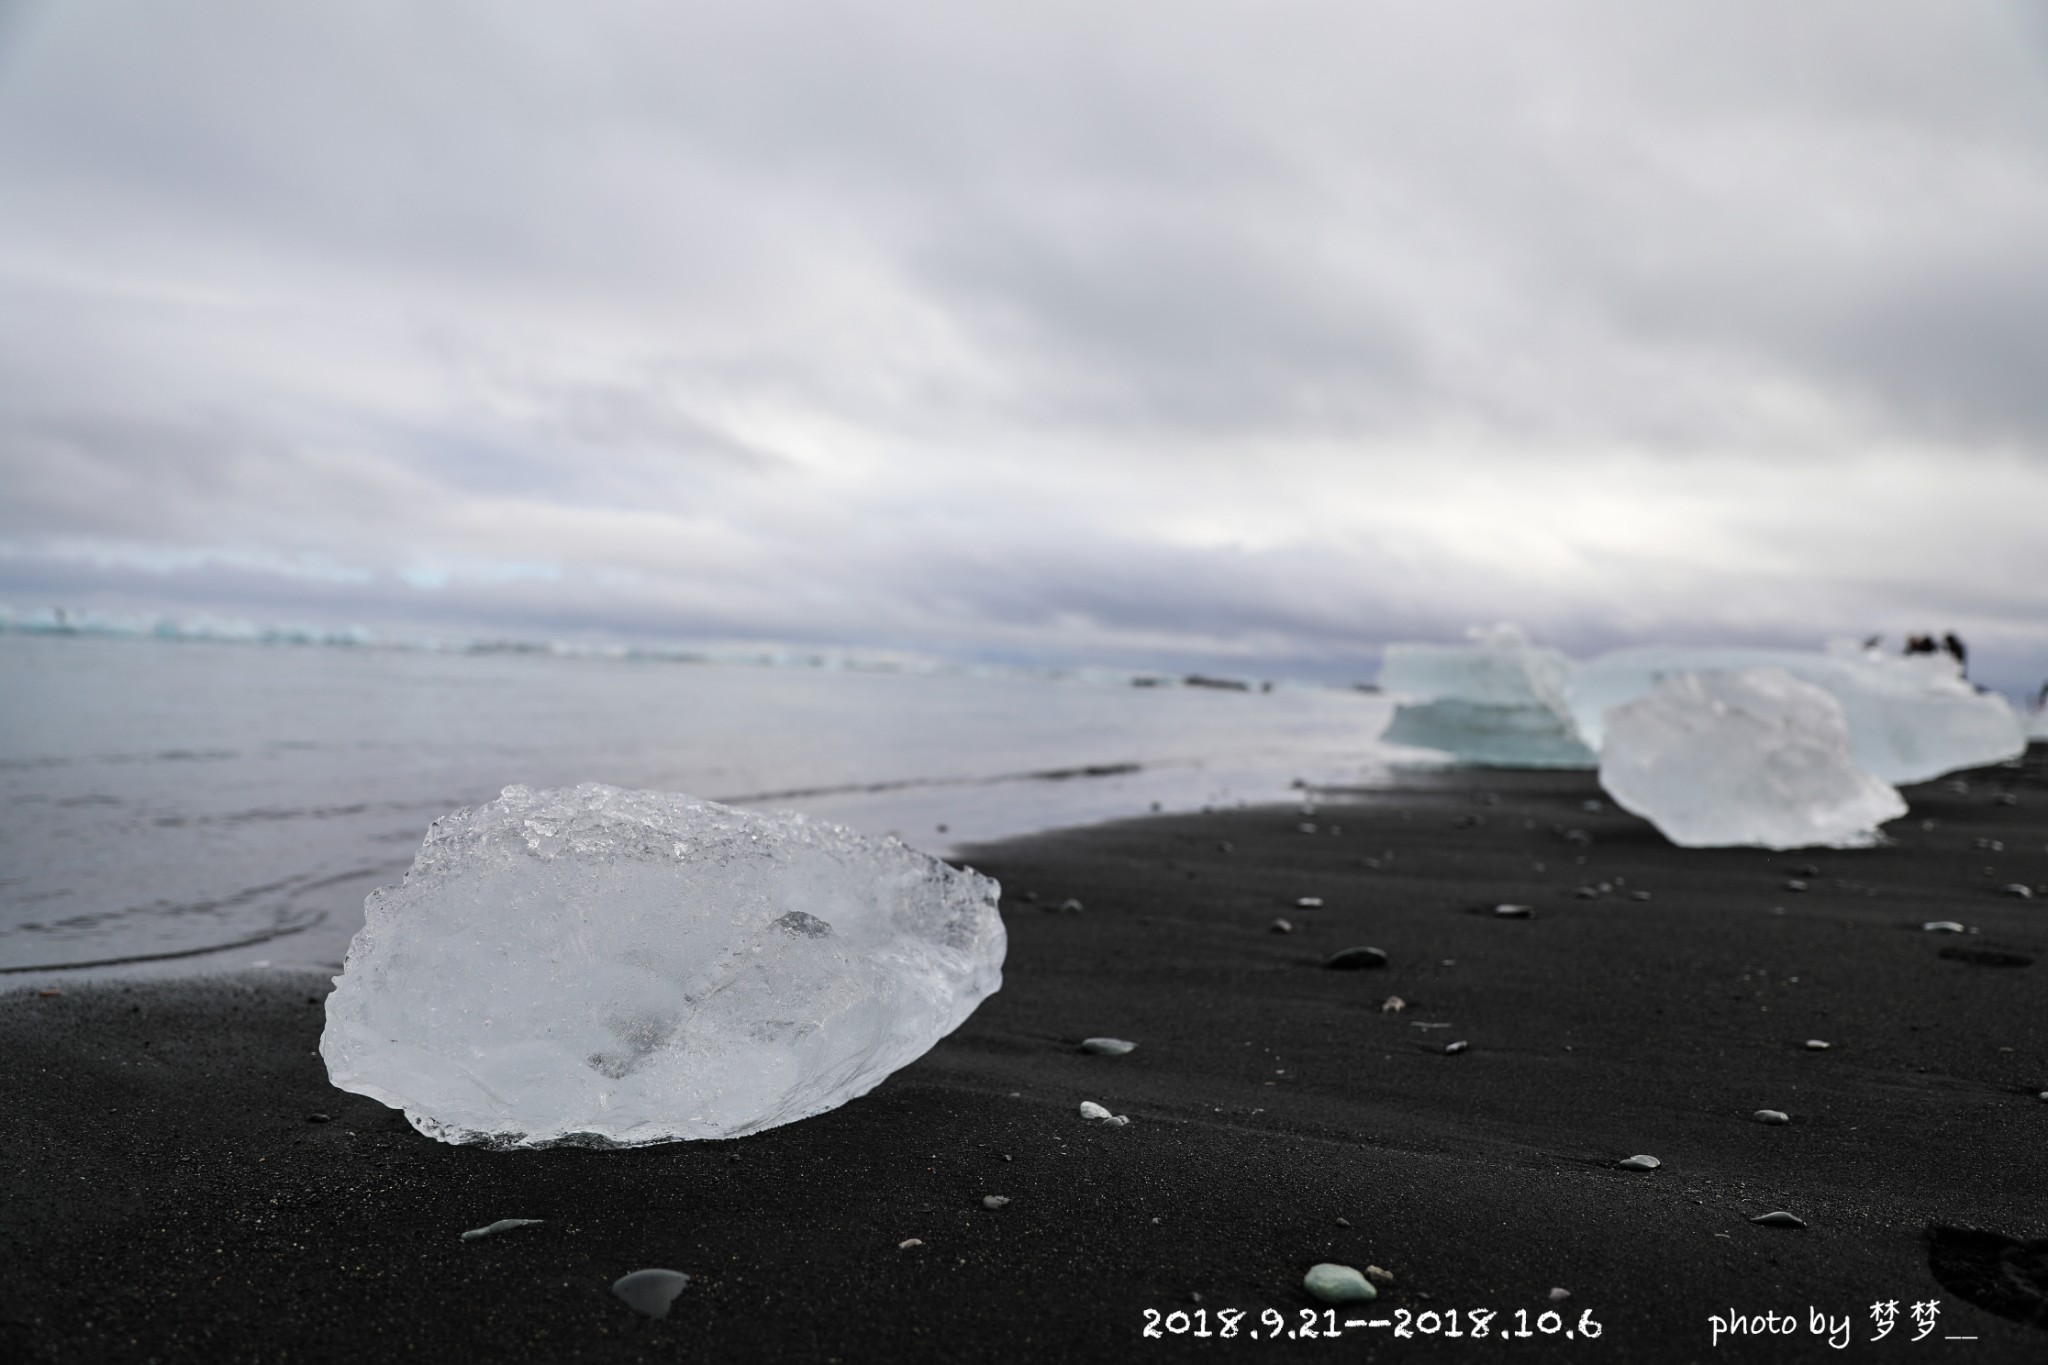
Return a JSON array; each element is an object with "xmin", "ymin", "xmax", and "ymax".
[
  {"xmin": 1942, "ymin": 633, "xmax": 1967, "ymax": 672},
  {"xmin": 1903, "ymin": 634, "xmax": 1937, "ymax": 656}
]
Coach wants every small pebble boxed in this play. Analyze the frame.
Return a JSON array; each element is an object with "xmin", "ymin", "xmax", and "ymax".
[
  {"xmin": 1298, "ymin": 822, "xmax": 1318, "ymax": 834},
  {"xmin": 1218, "ymin": 841, "xmax": 1234, "ymax": 853},
  {"xmin": 462, "ymin": 1218, "xmax": 543, "ymax": 1241},
  {"xmin": 1058, "ymin": 898, "xmax": 1085, "ymax": 913},
  {"xmin": 1078, "ymin": 1100, "xmax": 1131, "ymax": 1125},
  {"xmin": 1921, "ymin": 921, "xmax": 1965, "ymax": 933},
  {"xmin": 1296, "ymin": 896, "xmax": 1324, "ymax": 909},
  {"xmin": 1754, "ymin": 1109, "xmax": 1790, "ymax": 1124},
  {"xmin": 1785, "ymin": 879, "xmax": 1808, "ymax": 892},
  {"xmin": 1629, "ymin": 891, "xmax": 1652, "ymax": 902},
  {"xmin": 1997, "ymin": 793, "xmax": 2018, "ymax": 806},
  {"xmin": 1334, "ymin": 1216, "xmax": 1351, "ymax": 1227},
  {"xmin": 1444, "ymin": 1040, "xmax": 1469, "ymax": 1055},
  {"xmin": 1804, "ymin": 1039, "xmax": 1830, "ymax": 1050},
  {"xmin": 1079, "ymin": 1037, "xmax": 1140, "ymax": 1059},
  {"xmin": 898, "ymin": 1238, "xmax": 923, "ymax": 1250},
  {"xmin": 1323, "ymin": 946, "xmax": 1388, "ymax": 970},
  {"xmin": 306, "ymin": 1113, "xmax": 332, "ymax": 1124},
  {"xmin": 1494, "ymin": 904, "xmax": 1534, "ymax": 918},
  {"xmin": 1749, "ymin": 1211, "xmax": 1806, "ymax": 1229},
  {"xmin": 1364, "ymin": 1265, "xmax": 1394, "ymax": 1284},
  {"xmin": 2000, "ymin": 884, "xmax": 2033, "ymax": 899},
  {"xmin": 1303, "ymin": 1263, "xmax": 1377, "ymax": 1304},
  {"xmin": 1618, "ymin": 1155, "xmax": 1660, "ymax": 1171},
  {"xmin": 1548, "ymin": 1287, "xmax": 1572, "ymax": 1303},
  {"xmin": 611, "ymin": 1268, "xmax": 691, "ymax": 1318},
  {"xmin": 1270, "ymin": 917, "xmax": 1294, "ymax": 933},
  {"xmin": 35, "ymin": 988, "xmax": 61, "ymax": 998},
  {"xmin": 1380, "ymin": 996, "xmax": 1405, "ymax": 1013},
  {"xmin": 982, "ymin": 1195, "xmax": 1010, "ymax": 1210}
]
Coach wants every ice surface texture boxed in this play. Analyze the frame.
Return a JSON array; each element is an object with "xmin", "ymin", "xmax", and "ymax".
[
  {"xmin": 1378, "ymin": 625, "xmax": 1597, "ymax": 768},
  {"xmin": 1599, "ymin": 669, "xmax": 1908, "ymax": 849},
  {"xmin": 1572, "ymin": 644, "xmax": 2022, "ymax": 784},
  {"xmin": 320, "ymin": 784, "xmax": 1004, "ymax": 1148}
]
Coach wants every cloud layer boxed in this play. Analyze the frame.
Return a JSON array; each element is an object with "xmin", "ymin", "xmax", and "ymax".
[{"xmin": 3, "ymin": 1, "xmax": 2046, "ymax": 687}]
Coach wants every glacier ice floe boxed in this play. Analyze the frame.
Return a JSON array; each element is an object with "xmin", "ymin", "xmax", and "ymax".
[
  {"xmin": 1377, "ymin": 624, "xmax": 1597, "ymax": 768},
  {"xmin": 1570, "ymin": 643, "xmax": 2023, "ymax": 785},
  {"xmin": 1598, "ymin": 668, "xmax": 1908, "ymax": 849},
  {"xmin": 320, "ymin": 783, "xmax": 1005, "ymax": 1148}
]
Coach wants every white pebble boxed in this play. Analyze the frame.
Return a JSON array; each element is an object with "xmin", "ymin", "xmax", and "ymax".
[
  {"xmin": 1548, "ymin": 1287, "xmax": 1572, "ymax": 1302},
  {"xmin": 460, "ymin": 1217, "xmax": 543, "ymax": 1241},
  {"xmin": 1079, "ymin": 1100, "xmax": 1131, "ymax": 1125},
  {"xmin": 1080, "ymin": 1038, "xmax": 1136, "ymax": 1056},
  {"xmin": 1618, "ymin": 1154, "xmax": 1661, "ymax": 1171},
  {"xmin": 982, "ymin": 1195, "xmax": 1010, "ymax": 1210},
  {"xmin": 1804, "ymin": 1039, "xmax": 1831, "ymax": 1050},
  {"xmin": 611, "ymin": 1269, "xmax": 691, "ymax": 1318},
  {"xmin": 1296, "ymin": 896, "xmax": 1324, "ymax": 908},
  {"xmin": 898, "ymin": 1238, "xmax": 924, "ymax": 1250},
  {"xmin": 1921, "ymin": 921, "xmax": 1965, "ymax": 933},
  {"xmin": 1302, "ymin": 1263, "xmax": 1377, "ymax": 1304},
  {"xmin": 1753, "ymin": 1110, "xmax": 1791, "ymax": 1125}
]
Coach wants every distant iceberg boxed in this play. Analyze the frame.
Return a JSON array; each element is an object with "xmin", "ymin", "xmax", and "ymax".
[
  {"xmin": 1377, "ymin": 624, "xmax": 1597, "ymax": 768},
  {"xmin": 1600, "ymin": 668, "xmax": 1908, "ymax": 849},
  {"xmin": 1569, "ymin": 642, "xmax": 2024, "ymax": 785}
]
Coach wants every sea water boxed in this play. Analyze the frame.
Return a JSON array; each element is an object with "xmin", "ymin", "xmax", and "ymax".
[{"xmin": 0, "ymin": 634, "xmax": 1403, "ymax": 978}]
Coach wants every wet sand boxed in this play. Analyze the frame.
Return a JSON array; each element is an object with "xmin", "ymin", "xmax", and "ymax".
[{"xmin": 4, "ymin": 751, "xmax": 2044, "ymax": 1361}]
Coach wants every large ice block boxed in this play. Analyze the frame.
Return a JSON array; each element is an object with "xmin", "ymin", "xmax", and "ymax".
[
  {"xmin": 1571, "ymin": 645, "xmax": 2023, "ymax": 784},
  {"xmin": 1599, "ymin": 668, "xmax": 1907, "ymax": 849},
  {"xmin": 1377, "ymin": 624, "xmax": 1596, "ymax": 767},
  {"xmin": 320, "ymin": 784, "xmax": 1005, "ymax": 1148}
]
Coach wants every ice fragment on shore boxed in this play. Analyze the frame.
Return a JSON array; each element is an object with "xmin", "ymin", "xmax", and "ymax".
[
  {"xmin": 1753, "ymin": 1110, "xmax": 1790, "ymax": 1125},
  {"xmin": 1572, "ymin": 644, "xmax": 2023, "ymax": 783},
  {"xmin": 612, "ymin": 1269, "xmax": 690, "ymax": 1317},
  {"xmin": 461, "ymin": 1218, "xmax": 543, "ymax": 1241},
  {"xmin": 1079, "ymin": 1037, "xmax": 1136, "ymax": 1056},
  {"xmin": 1378, "ymin": 625, "xmax": 1597, "ymax": 768},
  {"xmin": 1303, "ymin": 1263, "xmax": 1377, "ymax": 1304},
  {"xmin": 1922, "ymin": 921, "xmax": 1966, "ymax": 933},
  {"xmin": 1295, "ymin": 896, "xmax": 1324, "ymax": 908},
  {"xmin": 1805, "ymin": 1039, "xmax": 1831, "ymax": 1050},
  {"xmin": 1598, "ymin": 669, "xmax": 1906, "ymax": 849},
  {"xmin": 1617, "ymin": 1154, "xmax": 1660, "ymax": 1171},
  {"xmin": 320, "ymin": 784, "xmax": 1005, "ymax": 1148},
  {"xmin": 982, "ymin": 1195, "xmax": 1010, "ymax": 1209},
  {"xmin": 1749, "ymin": 1211, "xmax": 1807, "ymax": 1229}
]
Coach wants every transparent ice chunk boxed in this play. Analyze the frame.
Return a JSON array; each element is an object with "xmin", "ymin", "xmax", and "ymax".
[{"xmin": 320, "ymin": 784, "xmax": 1004, "ymax": 1147}]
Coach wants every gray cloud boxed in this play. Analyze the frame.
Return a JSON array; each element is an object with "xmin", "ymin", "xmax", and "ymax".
[{"xmin": 1, "ymin": 1, "xmax": 2046, "ymax": 692}]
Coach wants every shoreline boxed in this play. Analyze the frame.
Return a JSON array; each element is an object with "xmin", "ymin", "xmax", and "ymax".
[{"xmin": 4, "ymin": 752, "xmax": 2044, "ymax": 1361}]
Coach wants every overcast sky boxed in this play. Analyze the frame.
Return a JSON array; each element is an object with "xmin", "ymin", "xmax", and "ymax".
[{"xmin": 2, "ymin": 1, "xmax": 2045, "ymax": 689}]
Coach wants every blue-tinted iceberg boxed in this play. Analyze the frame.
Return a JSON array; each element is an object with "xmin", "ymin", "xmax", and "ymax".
[
  {"xmin": 1600, "ymin": 669, "xmax": 1908, "ymax": 849},
  {"xmin": 1377, "ymin": 625, "xmax": 1597, "ymax": 767},
  {"xmin": 1572, "ymin": 644, "xmax": 2022, "ymax": 785},
  {"xmin": 321, "ymin": 784, "xmax": 1005, "ymax": 1148}
]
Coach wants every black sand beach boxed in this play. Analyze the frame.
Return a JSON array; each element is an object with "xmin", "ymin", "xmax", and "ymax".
[{"xmin": 5, "ymin": 752, "xmax": 2045, "ymax": 1362}]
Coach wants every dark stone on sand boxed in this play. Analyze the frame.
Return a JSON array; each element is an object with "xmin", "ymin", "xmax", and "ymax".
[
  {"xmin": 1925, "ymin": 1226, "xmax": 2048, "ymax": 1329},
  {"xmin": 1322, "ymin": 947, "xmax": 1388, "ymax": 970},
  {"xmin": 306, "ymin": 1112, "xmax": 331, "ymax": 1124},
  {"xmin": 1940, "ymin": 946, "xmax": 2035, "ymax": 968}
]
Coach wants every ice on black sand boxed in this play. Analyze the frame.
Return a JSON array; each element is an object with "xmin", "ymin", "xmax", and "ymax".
[
  {"xmin": 320, "ymin": 784, "xmax": 1005, "ymax": 1148},
  {"xmin": 460, "ymin": 1218, "xmax": 543, "ymax": 1241}
]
